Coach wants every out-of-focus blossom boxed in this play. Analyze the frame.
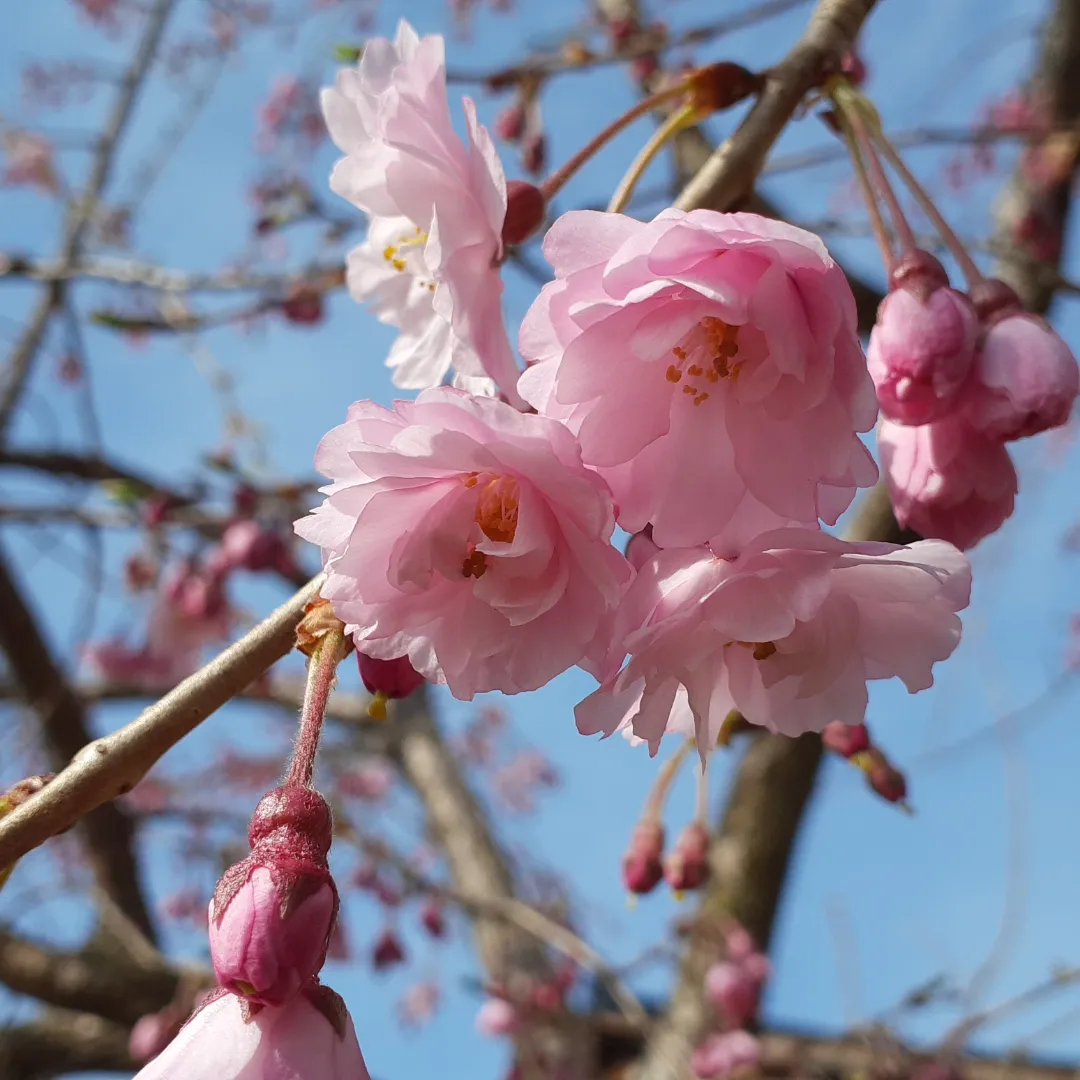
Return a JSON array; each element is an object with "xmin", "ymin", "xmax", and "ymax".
[
  {"xmin": 519, "ymin": 209, "xmax": 878, "ymax": 553},
  {"xmin": 577, "ymin": 530, "xmax": 970, "ymax": 754},
  {"xmin": 295, "ymin": 388, "xmax": 631, "ymax": 700},
  {"xmin": 690, "ymin": 1030, "xmax": 761, "ymax": 1080},
  {"xmin": 2, "ymin": 130, "xmax": 60, "ymax": 193},
  {"xmin": 398, "ymin": 979, "xmax": 441, "ymax": 1027},
  {"xmin": 371, "ymin": 927, "xmax": 406, "ymax": 970},
  {"xmin": 475, "ymin": 996, "xmax": 519, "ymax": 1037},
  {"xmin": 336, "ymin": 759, "xmax": 395, "ymax": 802}
]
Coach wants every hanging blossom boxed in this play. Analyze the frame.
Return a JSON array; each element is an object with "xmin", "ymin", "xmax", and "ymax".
[
  {"xmin": 322, "ymin": 20, "xmax": 525, "ymax": 405},
  {"xmin": 576, "ymin": 529, "xmax": 970, "ymax": 754},
  {"xmin": 295, "ymin": 387, "xmax": 631, "ymax": 699},
  {"xmin": 518, "ymin": 208, "xmax": 879, "ymax": 554}
]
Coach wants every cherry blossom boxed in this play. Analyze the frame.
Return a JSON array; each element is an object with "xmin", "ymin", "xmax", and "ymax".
[
  {"xmin": 295, "ymin": 388, "xmax": 631, "ymax": 699},
  {"xmin": 518, "ymin": 208, "xmax": 878, "ymax": 553}
]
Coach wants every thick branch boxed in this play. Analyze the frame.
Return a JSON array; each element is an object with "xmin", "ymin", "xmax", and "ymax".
[
  {"xmin": 674, "ymin": 0, "xmax": 878, "ymax": 213},
  {"xmin": 0, "ymin": 544, "xmax": 154, "ymax": 940},
  {"xmin": 992, "ymin": 0, "xmax": 1080, "ymax": 313},
  {"xmin": 0, "ymin": 1009, "xmax": 133, "ymax": 1080},
  {"xmin": 0, "ymin": 574, "xmax": 324, "ymax": 878}
]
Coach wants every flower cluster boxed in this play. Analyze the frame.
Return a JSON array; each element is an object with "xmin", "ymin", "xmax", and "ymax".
[
  {"xmin": 870, "ymin": 252, "xmax": 1078, "ymax": 550},
  {"xmin": 299, "ymin": 20, "xmax": 974, "ymax": 759}
]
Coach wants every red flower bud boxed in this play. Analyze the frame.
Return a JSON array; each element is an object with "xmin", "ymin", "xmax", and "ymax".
[
  {"xmin": 420, "ymin": 897, "xmax": 447, "ymax": 939},
  {"xmin": 281, "ymin": 286, "xmax": 324, "ymax": 326},
  {"xmin": 357, "ymin": 652, "xmax": 425, "ymax": 720},
  {"xmin": 372, "ymin": 927, "xmax": 406, "ymax": 970},
  {"xmin": 822, "ymin": 721, "xmax": 871, "ymax": 758},
  {"xmin": 864, "ymin": 748, "xmax": 909, "ymax": 806},
  {"xmin": 502, "ymin": 180, "xmax": 546, "ymax": 247},
  {"xmin": 703, "ymin": 961, "xmax": 761, "ymax": 1026},
  {"xmin": 622, "ymin": 820, "xmax": 665, "ymax": 895},
  {"xmin": 664, "ymin": 821, "xmax": 710, "ymax": 893}
]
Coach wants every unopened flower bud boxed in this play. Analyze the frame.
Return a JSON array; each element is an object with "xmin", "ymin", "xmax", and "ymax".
[
  {"xmin": 704, "ymin": 962, "xmax": 760, "ymax": 1026},
  {"xmin": 863, "ymin": 748, "xmax": 910, "ymax": 807},
  {"xmin": 420, "ymin": 897, "xmax": 447, "ymax": 939},
  {"xmin": 622, "ymin": 820, "xmax": 665, "ymax": 895},
  {"xmin": 521, "ymin": 133, "xmax": 546, "ymax": 176},
  {"xmin": 475, "ymin": 996, "xmax": 519, "ymax": 1037},
  {"xmin": 964, "ymin": 301, "xmax": 1079, "ymax": 441},
  {"xmin": 281, "ymin": 286, "xmax": 324, "ymax": 326},
  {"xmin": 664, "ymin": 821, "xmax": 710, "ymax": 895},
  {"xmin": 822, "ymin": 721, "xmax": 871, "ymax": 759},
  {"xmin": 691, "ymin": 1030, "xmax": 761, "ymax": 1079},
  {"xmin": 868, "ymin": 251, "xmax": 979, "ymax": 425},
  {"xmin": 502, "ymin": 180, "xmax": 546, "ymax": 247},
  {"xmin": 372, "ymin": 927, "xmax": 406, "ymax": 970},
  {"xmin": 210, "ymin": 787, "xmax": 339, "ymax": 1006},
  {"xmin": 357, "ymin": 652, "xmax": 425, "ymax": 720},
  {"xmin": 494, "ymin": 102, "xmax": 526, "ymax": 142}
]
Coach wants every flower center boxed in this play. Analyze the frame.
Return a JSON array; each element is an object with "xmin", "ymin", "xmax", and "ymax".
[
  {"xmin": 467, "ymin": 473, "xmax": 520, "ymax": 544},
  {"xmin": 382, "ymin": 226, "xmax": 435, "ymax": 292},
  {"xmin": 731, "ymin": 640, "xmax": 777, "ymax": 660},
  {"xmin": 665, "ymin": 316, "xmax": 742, "ymax": 406}
]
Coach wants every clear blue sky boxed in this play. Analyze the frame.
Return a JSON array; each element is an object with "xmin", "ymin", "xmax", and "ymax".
[{"xmin": 2, "ymin": 1, "xmax": 1080, "ymax": 1077}]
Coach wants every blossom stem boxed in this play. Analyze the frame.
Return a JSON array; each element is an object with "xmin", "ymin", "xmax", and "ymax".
[
  {"xmin": 694, "ymin": 756, "xmax": 710, "ymax": 825},
  {"xmin": 608, "ymin": 103, "xmax": 700, "ymax": 214},
  {"xmin": 642, "ymin": 739, "xmax": 692, "ymax": 822},
  {"xmin": 871, "ymin": 133, "xmax": 985, "ymax": 286},
  {"xmin": 540, "ymin": 81, "xmax": 691, "ymax": 203},
  {"xmin": 832, "ymin": 106, "xmax": 894, "ymax": 268},
  {"xmin": 847, "ymin": 109, "xmax": 918, "ymax": 257},
  {"xmin": 287, "ymin": 626, "xmax": 348, "ymax": 788}
]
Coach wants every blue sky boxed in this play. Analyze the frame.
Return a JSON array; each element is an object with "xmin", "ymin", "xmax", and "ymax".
[{"xmin": 3, "ymin": 0, "xmax": 1080, "ymax": 1077}]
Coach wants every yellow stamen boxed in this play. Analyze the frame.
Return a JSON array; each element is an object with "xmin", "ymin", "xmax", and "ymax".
[{"xmin": 367, "ymin": 692, "xmax": 388, "ymax": 722}]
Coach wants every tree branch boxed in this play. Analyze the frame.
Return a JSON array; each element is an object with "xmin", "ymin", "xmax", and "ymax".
[
  {"xmin": 0, "ymin": 574, "xmax": 324, "ymax": 880},
  {"xmin": 0, "ymin": 1008, "xmax": 133, "ymax": 1080}
]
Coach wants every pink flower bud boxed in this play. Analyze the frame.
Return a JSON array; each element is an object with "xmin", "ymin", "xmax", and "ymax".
[
  {"xmin": 879, "ymin": 417, "xmax": 1017, "ymax": 550},
  {"xmin": 965, "ymin": 311, "xmax": 1079, "ymax": 441},
  {"xmin": 703, "ymin": 962, "xmax": 760, "ymax": 1026},
  {"xmin": 664, "ymin": 821, "xmax": 711, "ymax": 893},
  {"xmin": 691, "ymin": 1031, "xmax": 761, "ymax": 1079},
  {"xmin": 371, "ymin": 927, "xmax": 406, "ymax": 970},
  {"xmin": 502, "ymin": 180, "xmax": 546, "ymax": 247},
  {"xmin": 822, "ymin": 721, "xmax": 871, "ymax": 758},
  {"xmin": 868, "ymin": 253, "xmax": 979, "ymax": 425},
  {"xmin": 864, "ymin": 748, "xmax": 908, "ymax": 805},
  {"xmin": 217, "ymin": 519, "xmax": 287, "ymax": 573},
  {"xmin": 494, "ymin": 102, "xmax": 526, "ymax": 142},
  {"xmin": 622, "ymin": 820, "xmax": 665, "ymax": 895},
  {"xmin": 209, "ymin": 864, "xmax": 337, "ymax": 1006},
  {"xmin": 420, "ymin": 897, "xmax": 447, "ymax": 939},
  {"xmin": 476, "ymin": 996, "xmax": 519, "ymax": 1037}
]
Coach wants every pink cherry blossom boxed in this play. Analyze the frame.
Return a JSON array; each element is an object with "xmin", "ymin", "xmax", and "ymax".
[
  {"xmin": 965, "ymin": 312, "xmax": 1078, "ymax": 441},
  {"xmin": 576, "ymin": 529, "xmax": 969, "ymax": 754},
  {"xmin": 879, "ymin": 417, "xmax": 1018, "ymax": 550},
  {"xmin": 691, "ymin": 1030, "xmax": 761, "ymax": 1080},
  {"xmin": 475, "ymin": 996, "xmax": 519, "ymax": 1037},
  {"xmin": 322, "ymin": 20, "xmax": 524, "ymax": 404},
  {"xmin": 703, "ymin": 962, "xmax": 760, "ymax": 1026},
  {"xmin": 518, "ymin": 208, "xmax": 879, "ymax": 553},
  {"xmin": 132, "ymin": 986, "xmax": 369, "ymax": 1080},
  {"xmin": 867, "ymin": 276, "xmax": 979, "ymax": 425},
  {"xmin": 295, "ymin": 387, "xmax": 631, "ymax": 699}
]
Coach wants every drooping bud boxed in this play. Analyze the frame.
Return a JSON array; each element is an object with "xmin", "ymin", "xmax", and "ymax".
[
  {"xmin": 690, "ymin": 1030, "xmax": 761, "ymax": 1080},
  {"xmin": 664, "ymin": 821, "xmax": 711, "ymax": 895},
  {"xmin": 357, "ymin": 651, "xmax": 425, "ymax": 721},
  {"xmin": 687, "ymin": 62, "xmax": 762, "ymax": 117},
  {"xmin": 868, "ymin": 251, "xmax": 980, "ymax": 425},
  {"xmin": 622, "ymin": 820, "xmax": 665, "ymax": 895},
  {"xmin": 703, "ymin": 962, "xmax": 760, "ymax": 1026},
  {"xmin": 209, "ymin": 786, "xmax": 338, "ymax": 1006},
  {"xmin": 371, "ymin": 927, "xmax": 406, "ymax": 970},
  {"xmin": 475, "ymin": 996, "xmax": 519, "ymax": 1037},
  {"xmin": 494, "ymin": 102, "xmax": 526, "ymax": 142},
  {"xmin": 963, "ymin": 291, "xmax": 1079, "ymax": 441},
  {"xmin": 420, "ymin": 897, "xmax": 447, "ymax": 939},
  {"xmin": 862, "ymin": 748, "xmax": 911, "ymax": 809},
  {"xmin": 502, "ymin": 180, "xmax": 546, "ymax": 247},
  {"xmin": 822, "ymin": 721, "xmax": 871, "ymax": 759}
]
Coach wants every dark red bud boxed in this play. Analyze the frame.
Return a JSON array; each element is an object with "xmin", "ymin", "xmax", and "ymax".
[
  {"xmin": 420, "ymin": 898, "xmax": 447, "ymax": 939},
  {"xmin": 864, "ymin": 749, "xmax": 909, "ymax": 806},
  {"xmin": 688, "ymin": 62, "xmax": 762, "ymax": 116},
  {"xmin": 372, "ymin": 927, "xmax": 406, "ymax": 970},
  {"xmin": 622, "ymin": 820, "xmax": 665, "ymax": 895},
  {"xmin": 822, "ymin": 721, "xmax": 871, "ymax": 758},
  {"xmin": 889, "ymin": 248, "xmax": 950, "ymax": 301},
  {"xmin": 281, "ymin": 287, "xmax": 324, "ymax": 326},
  {"xmin": 663, "ymin": 821, "xmax": 711, "ymax": 893},
  {"xmin": 968, "ymin": 277, "xmax": 1023, "ymax": 324},
  {"xmin": 502, "ymin": 180, "xmax": 546, "ymax": 247},
  {"xmin": 357, "ymin": 652, "xmax": 425, "ymax": 700},
  {"xmin": 248, "ymin": 785, "xmax": 333, "ymax": 857}
]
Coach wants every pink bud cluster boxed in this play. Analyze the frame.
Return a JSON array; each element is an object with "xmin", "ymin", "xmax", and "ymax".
[
  {"xmin": 869, "ymin": 252, "xmax": 1078, "ymax": 550},
  {"xmin": 692, "ymin": 925, "xmax": 770, "ymax": 1079}
]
